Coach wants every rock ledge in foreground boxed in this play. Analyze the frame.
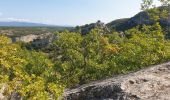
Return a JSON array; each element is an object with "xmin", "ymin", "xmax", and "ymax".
[{"xmin": 63, "ymin": 62, "xmax": 170, "ymax": 100}]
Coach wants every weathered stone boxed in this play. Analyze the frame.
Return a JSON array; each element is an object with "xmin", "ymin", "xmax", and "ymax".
[
  {"xmin": 0, "ymin": 84, "xmax": 21, "ymax": 100},
  {"xmin": 11, "ymin": 34, "xmax": 38, "ymax": 43},
  {"xmin": 63, "ymin": 62, "xmax": 170, "ymax": 100},
  {"xmin": 74, "ymin": 20, "xmax": 110, "ymax": 35},
  {"xmin": 10, "ymin": 33, "xmax": 56, "ymax": 48},
  {"xmin": 0, "ymin": 84, "xmax": 7, "ymax": 100}
]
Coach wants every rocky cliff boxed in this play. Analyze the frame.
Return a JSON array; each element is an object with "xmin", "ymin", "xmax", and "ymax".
[
  {"xmin": 10, "ymin": 33, "xmax": 56, "ymax": 48},
  {"xmin": 63, "ymin": 62, "xmax": 170, "ymax": 100}
]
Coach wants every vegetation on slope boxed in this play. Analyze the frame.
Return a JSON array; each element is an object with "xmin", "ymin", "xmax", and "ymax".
[
  {"xmin": 50, "ymin": 22, "xmax": 170, "ymax": 87},
  {"xmin": 0, "ymin": 0, "xmax": 169, "ymax": 99},
  {"xmin": 107, "ymin": 5, "xmax": 170, "ymax": 31},
  {"xmin": 0, "ymin": 36, "xmax": 64, "ymax": 99}
]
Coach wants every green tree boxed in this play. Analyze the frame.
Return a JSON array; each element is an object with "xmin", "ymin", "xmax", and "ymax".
[
  {"xmin": 52, "ymin": 29, "xmax": 119, "ymax": 87},
  {"xmin": 141, "ymin": 0, "xmax": 169, "ymax": 21},
  {"xmin": 0, "ymin": 35, "xmax": 64, "ymax": 100}
]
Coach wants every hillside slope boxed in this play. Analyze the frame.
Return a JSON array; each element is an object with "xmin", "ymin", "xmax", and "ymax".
[
  {"xmin": 63, "ymin": 62, "xmax": 170, "ymax": 100},
  {"xmin": 107, "ymin": 6, "xmax": 170, "ymax": 31}
]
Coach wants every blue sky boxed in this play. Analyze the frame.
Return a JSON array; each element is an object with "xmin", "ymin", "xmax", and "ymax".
[{"xmin": 0, "ymin": 0, "xmax": 144, "ymax": 26}]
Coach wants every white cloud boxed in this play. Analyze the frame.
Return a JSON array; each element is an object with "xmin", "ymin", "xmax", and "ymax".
[
  {"xmin": 0, "ymin": 17, "xmax": 31, "ymax": 22},
  {"xmin": 0, "ymin": 17, "xmax": 56, "ymax": 25}
]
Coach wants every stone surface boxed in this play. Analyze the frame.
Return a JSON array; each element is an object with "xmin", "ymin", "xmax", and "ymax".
[
  {"xmin": 0, "ymin": 84, "xmax": 21, "ymax": 100},
  {"xmin": 0, "ymin": 84, "xmax": 7, "ymax": 100},
  {"xmin": 74, "ymin": 20, "xmax": 110, "ymax": 35},
  {"xmin": 63, "ymin": 62, "xmax": 170, "ymax": 100},
  {"xmin": 11, "ymin": 34, "xmax": 38, "ymax": 43},
  {"xmin": 10, "ymin": 33, "xmax": 56, "ymax": 48}
]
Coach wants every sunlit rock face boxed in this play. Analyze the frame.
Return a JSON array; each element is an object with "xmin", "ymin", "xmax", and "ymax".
[
  {"xmin": 11, "ymin": 34, "xmax": 38, "ymax": 43},
  {"xmin": 31, "ymin": 33, "xmax": 56, "ymax": 48},
  {"xmin": 63, "ymin": 62, "xmax": 170, "ymax": 100},
  {"xmin": 10, "ymin": 33, "xmax": 56, "ymax": 48}
]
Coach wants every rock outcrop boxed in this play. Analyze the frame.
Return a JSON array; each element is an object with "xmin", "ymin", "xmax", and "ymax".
[
  {"xmin": 63, "ymin": 62, "xmax": 170, "ymax": 100},
  {"xmin": 11, "ymin": 34, "xmax": 38, "ymax": 43},
  {"xmin": 10, "ymin": 33, "xmax": 56, "ymax": 48},
  {"xmin": 74, "ymin": 20, "xmax": 110, "ymax": 35},
  {"xmin": 31, "ymin": 33, "xmax": 56, "ymax": 48}
]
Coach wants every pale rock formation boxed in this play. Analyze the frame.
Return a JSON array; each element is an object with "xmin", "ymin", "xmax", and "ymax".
[{"xmin": 63, "ymin": 62, "xmax": 170, "ymax": 100}]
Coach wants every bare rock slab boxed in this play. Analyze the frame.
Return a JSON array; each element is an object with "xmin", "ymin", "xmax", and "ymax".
[{"xmin": 63, "ymin": 62, "xmax": 170, "ymax": 100}]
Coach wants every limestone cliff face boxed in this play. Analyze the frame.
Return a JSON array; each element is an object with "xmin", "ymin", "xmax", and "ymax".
[
  {"xmin": 10, "ymin": 33, "xmax": 56, "ymax": 48},
  {"xmin": 11, "ymin": 34, "xmax": 38, "ymax": 43},
  {"xmin": 63, "ymin": 62, "xmax": 170, "ymax": 100}
]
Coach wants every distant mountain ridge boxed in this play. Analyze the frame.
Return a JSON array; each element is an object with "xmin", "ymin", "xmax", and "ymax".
[{"xmin": 0, "ymin": 21, "xmax": 55, "ymax": 27}]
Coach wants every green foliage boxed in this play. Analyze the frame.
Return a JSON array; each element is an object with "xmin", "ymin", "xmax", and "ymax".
[
  {"xmin": 116, "ymin": 23, "xmax": 165, "ymax": 72},
  {"xmin": 51, "ymin": 23, "xmax": 170, "ymax": 88},
  {"xmin": 141, "ymin": 0, "xmax": 170, "ymax": 21},
  {"xmin": 141, "ymin": 0, "xmax": 170, "ymax": 10},
  {"xmin": 0, "ymin": 35, "xmax": 64, "ymax": 100},
  {"xmin": 52, "ymin": 29, "xmax": 119, "ymax": 86},
  {"xmin": 0, "ymin": 1, "xmax": 170, "ymax": 98},
  {"xmin": 1, "ymin": 22, "xmax": 170, "ymax": 100}
]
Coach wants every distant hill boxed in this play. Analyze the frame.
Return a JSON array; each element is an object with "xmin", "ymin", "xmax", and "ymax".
[
  {"xmin": 107, "ymin": 6, "xmax": 170, "ymax": 31},
  {"xmin": 0, "ymin": 21, "xmax": 57, "ymax": 27},
  {"xmin": 73, "ymin": 6, "xmax": 170, "ymax": 34},
  {"xmin": 106, "ymin": 18, "xmax": 129, "ymax": 30},
  {"xmin": 0, "ymin": 21, "xmax": 73, "ymax": 37}
]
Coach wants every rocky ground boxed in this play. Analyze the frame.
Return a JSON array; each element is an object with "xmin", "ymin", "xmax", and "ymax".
[{"xmin": 63, "ymin": 62, "xmax": 170, "ymax": 100}]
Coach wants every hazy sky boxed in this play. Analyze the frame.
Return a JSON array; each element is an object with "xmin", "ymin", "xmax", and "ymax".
[{"xmin": 0, "ymin": 0, "xmax": 144, "ymax": 26}]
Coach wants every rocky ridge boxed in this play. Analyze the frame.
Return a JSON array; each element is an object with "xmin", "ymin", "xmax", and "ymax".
[
  {"xmin": 63, "ymin": 62, "xmax": 170, "ymax": 100},
  {"xmin": 107, "ymin": 6, "xmax": 170, "ymax": 31},
  {"xmin": 74, "ymin": 20, "xmax": 110, "ymax": 35}
]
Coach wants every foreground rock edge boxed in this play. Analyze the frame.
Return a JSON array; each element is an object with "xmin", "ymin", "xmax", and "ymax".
[{"xmin": 63, "ymin": 62, "xmax": 170, "ymax": 100}]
